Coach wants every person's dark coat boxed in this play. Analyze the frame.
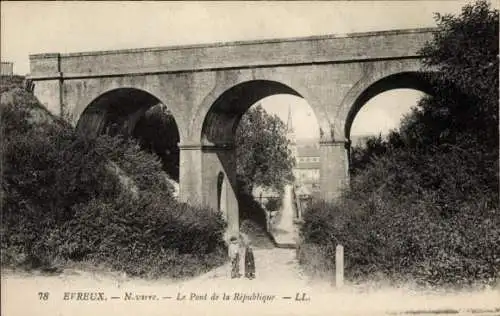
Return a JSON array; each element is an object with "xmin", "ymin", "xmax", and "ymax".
[{"xmin": 244, "ymin": 246, "xmax": 255, "ymax": 279}]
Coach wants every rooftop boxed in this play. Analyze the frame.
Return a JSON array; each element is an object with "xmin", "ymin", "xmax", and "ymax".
[
  {"xmin": 296, "ymin": 143, "xmax": 320, "ymax": 158},
  {"xmin": 295, "ymin": 162, "xmax": 320, "ymax": 169}
]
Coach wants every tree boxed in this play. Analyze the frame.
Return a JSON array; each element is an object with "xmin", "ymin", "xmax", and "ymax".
[
  {"xmin": 349, "ymin": 134, "xmax": 388, "ymax": 176},
  {"xmin": 352, "ymin": 0, "xmax": 499, "ymax": 187},
  {"xmin": 418, "ymin": 0, "xmax": 498, "ymax": 148},
  {"xmin": 235, "ymin": 105, "xmax": 295, "ymax": 195},
  {"xmin": 404, "ymin": 0, "xmax": 499, "ymax": 205}
]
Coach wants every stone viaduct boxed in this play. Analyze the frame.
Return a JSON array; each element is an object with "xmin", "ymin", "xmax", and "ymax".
[{"xmin": 28, "ymin": 28, "xmax": 436, "ymax": 235}]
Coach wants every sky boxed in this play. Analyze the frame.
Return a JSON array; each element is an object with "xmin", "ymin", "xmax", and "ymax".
[
  {"xmin": 257, "ymin": 89, "xmax": 425, "ymax": 140},
  {"xmin": 1, "ymin": 1, "xmax": 473, "ymax": 138}
]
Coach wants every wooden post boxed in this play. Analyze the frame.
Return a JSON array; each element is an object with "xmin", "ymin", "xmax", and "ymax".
[{"xmin": 336, "ymin": 244, "xmax": 344, "ymax": 288}]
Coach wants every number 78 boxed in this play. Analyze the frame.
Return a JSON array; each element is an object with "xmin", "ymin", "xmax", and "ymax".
[{"xmin": 38, "ymin": 292, "xmax": 49, "ymax": 300}]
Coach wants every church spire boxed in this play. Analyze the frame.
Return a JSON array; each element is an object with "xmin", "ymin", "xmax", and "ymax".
[
  {"xmin": 286, "ymin": 105, "xmax": 294, "ymax": 133},
  {"xmin": 286, "ymin": 105, "xmax": 296, "ymax": 153}
]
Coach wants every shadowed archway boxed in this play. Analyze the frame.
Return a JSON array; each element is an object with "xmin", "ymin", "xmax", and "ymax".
[
  {"xmin": 76, "ymin": 88, "xmax": 163, "ymax": 138},
  {"xmin": 76, "ymin": 87, "xmax": 181, "ymax": 181}
]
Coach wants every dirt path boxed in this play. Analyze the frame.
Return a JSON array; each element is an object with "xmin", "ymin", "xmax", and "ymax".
[
  {"xmin": 191, "ymin": 247, "xmax": 308, "ymax": 286},
  {"xmin": 2, "ymin": 247, "xmax": 499, "ymax": 316},
  {"xmin": 269, "ymin": 184, "xmax": 300, "ymax": 246}
]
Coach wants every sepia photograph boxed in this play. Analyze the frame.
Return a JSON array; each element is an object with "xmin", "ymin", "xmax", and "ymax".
[{"xmin": 1, "ymin": 1, "xmax": 499, "ymax": 315}]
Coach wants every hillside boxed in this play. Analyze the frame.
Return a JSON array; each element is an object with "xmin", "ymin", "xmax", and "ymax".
[
  {"xmin": 1, "ymin": 76, "xmax": 227, "ymax": 278},
  {"xmin": 0, "ymin": 75, "xmax": 25, "ymax": 94}
]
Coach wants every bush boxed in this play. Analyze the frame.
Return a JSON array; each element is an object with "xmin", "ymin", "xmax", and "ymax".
[
  {"xmin": 265, "ymin": 197, "xmax": 282, "ymax": 213},
  {"xmin": 1, "ymin": 76, "xmax": 26, "ymax": 94},
  {"xmin": 1, "ymin": 86, "xmax": 227, "ymax": 278},
  {"xmin": 50, "ymin": 193, "xmax": 227, "ymax": 278},
  {"xmin": 298, "ymin": 150, "xmax": 500, "ymax": 288},
  {"xmin": 93, "ymin": 134, "xmax": 175, "ymax": 196}
]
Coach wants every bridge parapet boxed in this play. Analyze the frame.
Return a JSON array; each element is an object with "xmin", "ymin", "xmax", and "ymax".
[
  {"xmin": 28, "ymin": 28, "xmax": 435, "ymax": 79},
  {"xmin": 29, "ymin": 53, "xmax": 61, "ymax": 78}
]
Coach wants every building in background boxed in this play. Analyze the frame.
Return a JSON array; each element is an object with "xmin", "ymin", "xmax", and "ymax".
[
  {"xmin": 350, "ymin": 134, "xmax": 377, "ymax": 148},
  {"xmin": 286, "ymin": 106, "xmax": 321, "ymax": 198},
  {"xmin": 294, "ymin": 141, "xmax": 320, "ymax": 196},
  {"xmin": 1, "ymin": 62, "xmax": 14, "ymax": 76}
]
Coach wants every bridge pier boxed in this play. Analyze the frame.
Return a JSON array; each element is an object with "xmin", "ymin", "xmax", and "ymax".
[
  {"xmin": 178, "ymin": 143, "xmax": 239, "ymax": 237},
  {"xmin": 319, "ymin": 140, "xmax": 350, "ymax": 201},
  {"xmin": 29, "ymin": 53, "xmax": 64, "ymax": 117},
  {"xmin": 178, "ymin": 144, "xmax": 204, "ymax": 205}
]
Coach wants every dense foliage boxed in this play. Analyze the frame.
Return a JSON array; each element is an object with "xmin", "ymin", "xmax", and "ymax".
[
  {"xmin": 1, "ymin": 83, "xmax": 226, "ymax": 278},
  {"xmin": 298, "ymin": 0, "xmax": 499, "ymax": 288},
  {"xmin": 0, "ymin": 76, "xmax": 25, "ymax": 94},
  {"xmin": 235, "ymin": 104, "xmax": 295, "ymax": 195}
]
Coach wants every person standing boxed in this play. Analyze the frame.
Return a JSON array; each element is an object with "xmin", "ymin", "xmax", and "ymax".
[
  {"xmin": 228, "ymin": 236, "xmax": 240, "ymax": 278},
  {"xmin": 244, "ymin": 239, "xmax": 256, "ymax": 279},
  {"xmin": 238, "ymin": 233, "xmax": 247, "ymax": 276}
]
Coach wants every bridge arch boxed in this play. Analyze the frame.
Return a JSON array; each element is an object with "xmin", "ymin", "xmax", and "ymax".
[
  {"xmin": 77, "ymin": 88, "xmax": 159, "ymax": 137},
  {"xmin": 196, "ymin": 79, "xmax": 319, "ymax": 235},
  {"xmin": 341, "ymin": 71, "xmax": 435, "ymax": 140},
  {"xmin": 201, "ymin": 80, "xmax": 304, "ymax": 145},
  {"xmin": 76, "ymin": 87, "xmax": 181, "ymax": 180},
  {"xmin": 70, "ymin": 80, "xmax": 188, "ymax": 142}
]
